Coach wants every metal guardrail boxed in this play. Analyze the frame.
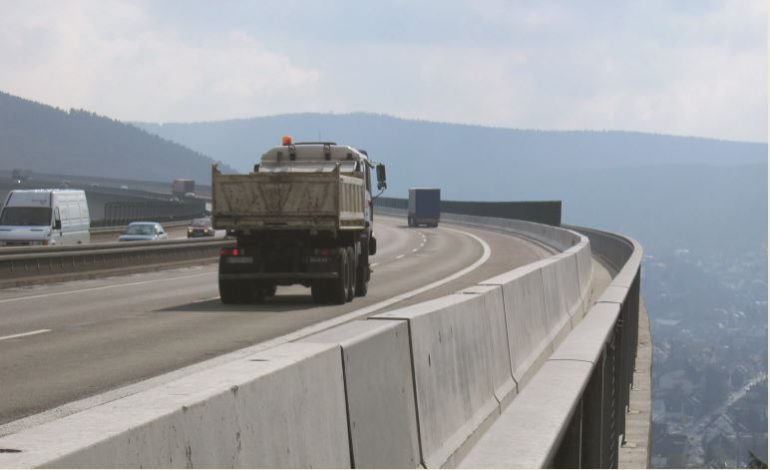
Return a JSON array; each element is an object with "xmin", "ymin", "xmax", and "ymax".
[
  {"xmin": 544, "ymin": 226, "xmax": 643, "ymax": 468},
  {"xmin": 0, "ymin": 238, "xmax": 231, "ymax": 287}
]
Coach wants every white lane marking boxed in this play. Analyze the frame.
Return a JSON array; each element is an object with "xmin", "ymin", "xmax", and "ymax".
[
  {"xmin": 0, "ymin": 226, "xmax": 491, "ymax": 436},
  {"xmin": 395, "ymin": 254, "xmax": 405, "ymax": 260},
  {"xmin": 0, "ymin": 272, "xmax": 213, "ymax": 305},
  {"xmin": 0, "ymin": 329, "xmax": 51, "ymax": 342},
  {"xmin": 370, "ymin": 262, "xmax": 380, "ymax": 268}
]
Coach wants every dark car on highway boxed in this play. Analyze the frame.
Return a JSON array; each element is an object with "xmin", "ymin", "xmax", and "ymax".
[
  {"xmin": 187, "ymin": 217, "xmax": 215, "ymax": 238},
  {"xmin": 118, "ymin": 222, "xmax": 168, "ymax": 242}
]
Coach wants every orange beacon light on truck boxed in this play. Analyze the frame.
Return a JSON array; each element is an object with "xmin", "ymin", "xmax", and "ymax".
[{"xmin": 282, "ymin": 135, "xmax": 293, "ymax": 145}]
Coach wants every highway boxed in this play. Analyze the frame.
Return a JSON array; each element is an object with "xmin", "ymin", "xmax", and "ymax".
[{"xmin": 0, "ymin": 215, "xmax": 552, "ymax": 428}]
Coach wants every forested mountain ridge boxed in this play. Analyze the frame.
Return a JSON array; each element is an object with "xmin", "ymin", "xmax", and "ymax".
[
  {"xmin": 0, "ymin": 91, "xmax": 230, "ymax": 183},
  {"xmin": 135, "ymin": 111, "xmax": 766, "ymax": 179}
]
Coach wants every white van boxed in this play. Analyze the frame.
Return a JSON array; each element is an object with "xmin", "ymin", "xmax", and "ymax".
[{"xmin": 0, "ymin": 189, "xmax": 90, "ymax": 246}]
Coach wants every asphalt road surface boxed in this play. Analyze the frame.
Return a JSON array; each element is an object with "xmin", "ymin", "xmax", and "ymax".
[{"xmin": 0, "ymin": 215, "xmax": 552, "ymax": 427}]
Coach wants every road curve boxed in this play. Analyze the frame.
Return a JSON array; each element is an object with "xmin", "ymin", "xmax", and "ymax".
[{"xmin": 0, "ymin": 215, "xmax": 552, "ymax": 427}]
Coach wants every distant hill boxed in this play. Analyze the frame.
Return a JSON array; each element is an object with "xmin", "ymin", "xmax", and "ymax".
[
  {"xmin": 135, "ymin": 112, "xmax": 765, "ymax": 190},
  {"xmin": 0, "ymin": 91, "xmax": 231, "ymax": 184},
  {"xmin": 136, "ymin": 112, "xmax": 767, "ymax": 257}
]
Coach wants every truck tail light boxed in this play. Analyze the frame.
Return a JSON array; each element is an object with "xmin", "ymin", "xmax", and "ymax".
[
  {"xmin": 220, "ymin": 247, "xmax": 239, "ymax": 256},
  {"xmin": 316, "ymin": 248, "xmax": 332, "ymax": 257}
]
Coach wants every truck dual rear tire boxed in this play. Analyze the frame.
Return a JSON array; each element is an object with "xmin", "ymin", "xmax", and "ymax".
[
  {"xmin": 328, "ymin": 249, "xmax": 349, "ymax": 305},
  {"xmin": 346, "ymin": 246, "xmax": 356, "ymax": 301},
  {"xmin": 355, "ymin": 243, "xmax": 369, "ymax": 297},
  {"xmin": 311, "ymin": 247, "xmax": 365, "ymax": 305}
]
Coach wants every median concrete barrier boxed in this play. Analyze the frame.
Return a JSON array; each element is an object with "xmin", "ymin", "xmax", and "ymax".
[
  {"xmin": 298, "ymin": 320, "xmax": 421, "ymax": 468},
  {"xmin": 371, "ymin": 286, "xmax": 514, "ymax": 468},
  {"xmin": 0, "ymin": 342, "xmax": 350, "ymax": 468},
  {"xmin": 0, "ymin": 238, "xmax": 227, "ymax": 288}
]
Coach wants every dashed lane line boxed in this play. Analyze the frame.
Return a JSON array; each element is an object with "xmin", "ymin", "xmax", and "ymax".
[{"xmin": 0, "ymin": 329, "xmax": 52, "ymax": 342}]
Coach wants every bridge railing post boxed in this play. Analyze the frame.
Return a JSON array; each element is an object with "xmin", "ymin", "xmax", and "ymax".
[
  {"xmin": 582, "ymin": 349, "xmax": 607, "ymax": 468},
  {"xmin": 552, "ymin": 399, "xmax": 584, "ymax": 468}
]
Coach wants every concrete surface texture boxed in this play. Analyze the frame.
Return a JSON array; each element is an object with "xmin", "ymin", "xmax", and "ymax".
[
  {"xmin": 299, "ymin": 320, "xmax": 421, "ymax": 468},
  {"xmin": 480, "ymin": 261, "xmax": 560, "ymax": 388},
  {"xmin": 0, "ymin": 342, "xmax": 350, "ymax": 468},
  {"xmin": 371, "ymin": 286, "xmax": 514, "ymax": 468},
  {"xmin": 540, "ymin": 258, "xmax": 579, "ymax": 347},
  {"xmin": 458, "ymin": 360, "xmax": 596, "ymax": 468}
]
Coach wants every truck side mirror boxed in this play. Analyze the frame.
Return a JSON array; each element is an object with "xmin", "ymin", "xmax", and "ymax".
[
  {"xmin": 53, "ymin": 219, "xmax": 61, "ymax": 230},
  {"xmin": 376, "ymin": 164, "xmax": 387, "ymax": 190}
]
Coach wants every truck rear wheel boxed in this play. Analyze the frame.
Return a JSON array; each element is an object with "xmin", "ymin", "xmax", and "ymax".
[
  {"xmin": 328, "ymin": 249, "xmax": 349, "ymax": 305},
  {"xmin": 346, "ymin": 247, "xmax": 356, "ymax": 302},
  {"xmin": 355, "ymin": 243, "xmax": 369, "ymax": 297}
]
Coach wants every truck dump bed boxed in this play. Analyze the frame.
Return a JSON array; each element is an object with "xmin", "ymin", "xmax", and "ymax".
[{"xmin": 212, "ymin": 165, "xmax": 366, "ymax": 231}]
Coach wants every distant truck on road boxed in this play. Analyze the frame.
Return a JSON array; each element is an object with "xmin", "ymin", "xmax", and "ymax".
[
  {"xmin": 408, "ymin": 188, "xmax": 440, "ymax": 227},
  {"xmin": 211, "ymin": 137, "xmax": 387, "ymax": 304},
  {"xmin": 0, "ymin": 189, "xmax": 90, "ymax": 246},
  {"xmin": 172, "ymin": 179, "xmax": 195, "ymax": 197}
]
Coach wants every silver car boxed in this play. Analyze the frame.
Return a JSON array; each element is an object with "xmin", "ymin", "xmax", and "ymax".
[{"xmin": 118, "ymin": 222, "xmax": 168, "ymax": 242}]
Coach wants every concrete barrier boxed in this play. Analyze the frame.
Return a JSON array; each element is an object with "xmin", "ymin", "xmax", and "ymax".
[
  {"xmin": 371, "ymin": 286, "xmax": 514, "ymax": 468},
  {"xmin": 460, "ymin": 228, "xmax": 644, "ymax": 469},
  {"xmin": 438, "ymin": 212, "xmax": 580, "ymax": 251},
  {"xmin": 459, "ymin": 303, "xmax": 621, "ymax": 469},
  {"xmin": 298, "ymin": 320, "xmax": 421, "ymax": 469},
  {"xmin": 0, "ymin": 238, "xmax": 227, "ymax": 288},
  {"xmin": 480, "ymin": 261, "xmax": 553, "ymax": 388},
  {"xmin": 0, "ymin": 343, "xmax": 350, "ymax": 468}
]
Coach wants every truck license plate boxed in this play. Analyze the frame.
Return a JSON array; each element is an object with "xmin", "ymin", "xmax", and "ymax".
[{"xmin": 226, "ymin": 257, "xmax": 253, "ymax": 264}]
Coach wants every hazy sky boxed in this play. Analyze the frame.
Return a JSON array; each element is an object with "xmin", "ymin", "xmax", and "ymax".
[{"xmin": 1, "ymin": 0, "xmax": 766, "ymax": 142}]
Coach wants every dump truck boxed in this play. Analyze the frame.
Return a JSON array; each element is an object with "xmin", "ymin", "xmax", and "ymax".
[
  {"xmin": 408, "ymin": 188, "xmax": 440, "ymax": 227},
  {"xmin": 212, "ymin": 138, "xmax": 387, "ymax": 304}
]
